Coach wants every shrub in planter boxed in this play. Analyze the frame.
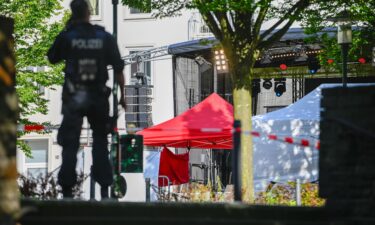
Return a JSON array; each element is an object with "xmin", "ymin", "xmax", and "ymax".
[
  {"xmin": 254, "ymin": 182, "xmax": 325, "ymax": 206},
  {"xmin": 18, "ymin": 171, "xmax": 87, "ymax": 200}
]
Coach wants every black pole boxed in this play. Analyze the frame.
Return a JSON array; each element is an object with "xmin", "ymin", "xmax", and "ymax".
[
  {"xmin": 112, "ymin": 0, "xmax": 118, "ymax": 40},
  {"xmin": 112, "ymin": 0, "xmax": 119, "ymax": 118},
  {"xmin": 341, "ymin": 43, "xmax": 349, "ymax": 88},
  {"xmin": 145, "ymin": 178, "xmax": 151, "ymax": 202},
  {"xmin": 90, "ymin": 166, "xmax": 95, "ymax": 200},
  {"xmin": 232, "ymin": 120, "xmax": 242, "ymax": 202},
  {"xmin": 111, "ymin": 0, "xmax": 119, "ymax": 199}
]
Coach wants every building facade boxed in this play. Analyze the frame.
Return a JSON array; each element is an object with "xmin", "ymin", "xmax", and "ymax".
[
  {"xmin": 19, "ymin": 1, "xmax": 199, "ymax": 201},
  {"xmin": 19, "ymin": 1, "xmax": 320, "ymax": 200}
]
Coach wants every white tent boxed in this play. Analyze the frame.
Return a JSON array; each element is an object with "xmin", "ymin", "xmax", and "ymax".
[
  {"xmin": 252, "ymin": 83, "xmax": 374, "ymax": 192},
  {"xmin": 252, "ymin": 84, "xmax": 322, "ymax": 192}
]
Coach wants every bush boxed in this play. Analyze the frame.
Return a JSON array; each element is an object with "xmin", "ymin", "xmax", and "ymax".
[
  {"xmin": 254, "ymin": 182, "xmax": 325, "ymax": 207},
  {"xmin": 18, "ymin": 171, "xmax": 87, "ymax": 200}
]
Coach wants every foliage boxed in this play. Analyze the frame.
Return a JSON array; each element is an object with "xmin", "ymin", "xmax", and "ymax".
[
  {"xmin": 254, "ymin": 182, "xmax": 325, "ymax": 207},
  {"xmin": 157, "ymin": 181, "xmax": 324, "ymax": 206},
  {"xmin": 157, "ymin": 182, "xmax": 229, "ymax": 202},
  {"xmin": 18, "ymin": 171, "xmax": 87, "ymax": 200},
  {"xmin": 0, "ymin": 0, "xmax": 67, "ymax": 155},
  {"xmin": 301, "ymin": 1, "xmax": 375, "ymax": 70}
]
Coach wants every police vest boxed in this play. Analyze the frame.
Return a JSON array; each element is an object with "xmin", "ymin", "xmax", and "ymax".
[{"xmin": 64, "ymin": 24, "xmax": 108, "ymax": 87}]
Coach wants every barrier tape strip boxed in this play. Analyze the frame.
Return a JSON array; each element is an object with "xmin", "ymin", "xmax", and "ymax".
[{"xmin": 19, "ymin": 125, "xmax": 320, "ymax": 150}]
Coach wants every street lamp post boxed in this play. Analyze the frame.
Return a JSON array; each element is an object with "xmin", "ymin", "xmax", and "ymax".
[{"xmin": 328, "ymin": 11, "xmax": 353, "ymax": 88}]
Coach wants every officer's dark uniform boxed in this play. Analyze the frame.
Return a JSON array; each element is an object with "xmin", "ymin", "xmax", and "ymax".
[{"xmin": 47, "ymin": 22, "xmax": 124, "ymax": 191}]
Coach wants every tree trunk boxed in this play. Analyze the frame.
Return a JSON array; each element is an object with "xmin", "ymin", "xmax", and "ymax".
[
  {"xmin": 0, "ymin": 16, "xmax": 20, "ymax": 223},
  {"xmin": 232, "ymin": 63, "xmax": 254, "ymax": 203},
  {"xmin": 233, "ymin": 87, "xmax": 254, "ymax": 203}
]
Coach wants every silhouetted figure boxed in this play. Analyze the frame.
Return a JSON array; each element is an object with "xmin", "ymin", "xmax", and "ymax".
[{"xmin": 48, "ymin": 0, "xmax": 125, "ymax": 199}]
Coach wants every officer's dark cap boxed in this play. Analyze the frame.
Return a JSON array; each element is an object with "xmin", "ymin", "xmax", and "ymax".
[{"xmin": 70, "ymin": 0, "xmax": 90, "ymax": 19}]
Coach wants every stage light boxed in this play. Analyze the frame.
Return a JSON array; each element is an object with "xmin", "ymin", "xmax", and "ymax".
[
  {"xmin": 279, "ymin": 64, "xmax": 288, "ymax": 70},
  {"xmin": 358, "ymin": 57, "xmax": 366, "ymax": 64},
  {"xmin": 308, "ymin": 56, "xmax": 321, "ymax": 74},
  {"xmin": 274, "ymin": 78, "xmax": 286, "ymax": 97},
  {"xmin": 262, "ymin": 79, "xmax": 272, "ymax": 90},
  {"xmin": 214, "ymin": 49, "xmax": 228, "ymax": 73}
]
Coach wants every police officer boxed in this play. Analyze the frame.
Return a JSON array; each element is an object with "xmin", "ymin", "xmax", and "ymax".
[{"xmin": 47, "ymin": 0, "xmax": 125, "ymax": 199}]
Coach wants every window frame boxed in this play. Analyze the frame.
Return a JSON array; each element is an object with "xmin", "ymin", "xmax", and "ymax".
[
  {"xmin": 18, "ymin": 137, "xmax": 52, "ymax": 177},
  {"xmin": 123, "ymin": 5, "xmax": 153, "ymax": 20},
  {"xmin": 88, "ymin": 0, "xmax": 103, "ymax": 21}
]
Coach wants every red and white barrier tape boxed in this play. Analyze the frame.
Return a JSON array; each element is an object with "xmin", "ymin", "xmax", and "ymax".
[
  {"xmin": 245, "ymin": 131, "xmax": 320, "ymax": 150},
  {"xmin": 18, "ymin": 125, "xmax": 320, "ymax": 150}
]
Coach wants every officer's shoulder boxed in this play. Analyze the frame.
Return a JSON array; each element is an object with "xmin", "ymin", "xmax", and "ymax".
[
  {"xmin": 93, "ymin": 24, "xmax": 105, "ymax": 31},
  {"xmin": 93, "ymin": 25, "xmax": 113, "ymax": 38}
]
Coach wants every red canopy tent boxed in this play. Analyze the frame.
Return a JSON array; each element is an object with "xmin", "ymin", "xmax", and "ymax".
[{"xmin": 136, "ymin": 93, "xmax": 233, "ymax": 149}]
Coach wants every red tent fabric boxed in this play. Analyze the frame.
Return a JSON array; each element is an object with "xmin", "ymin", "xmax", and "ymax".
[
  {"xmin": 158, "ymin": 147, "xmax": 189, "ymax": 186},
  {"xmin": 137, "ymin": 93, "xmax": 233, "ymax": 149}
]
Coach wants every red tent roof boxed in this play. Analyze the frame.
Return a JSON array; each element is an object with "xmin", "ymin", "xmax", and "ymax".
[{"xmin": 137, "ymin": 93, "xmax": 233, "ymax": 149}]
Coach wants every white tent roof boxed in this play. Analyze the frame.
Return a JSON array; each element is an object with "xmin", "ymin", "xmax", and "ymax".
[
  {"xmin": 251, "ymin": 84, "xmax": 322, "ymax": 192},
  {"xmin": 252, "ymin": 83, "xmax": 374, "ymax": 192}
]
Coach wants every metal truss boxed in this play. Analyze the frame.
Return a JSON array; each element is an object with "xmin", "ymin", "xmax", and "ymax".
[
  {"xmin": 122, "ymin": 46, "xmax": 170, "ymax": 65},
  {"xmin": 292, "ymin": 74, "xmax": 305, "ymax": 103}
]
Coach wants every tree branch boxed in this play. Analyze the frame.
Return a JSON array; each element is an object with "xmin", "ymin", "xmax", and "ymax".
[
  {"xmin": 259, "ymin": 19, "xmax": 294, "ymax": 49},
  {"xmin": 253, "ymin": 1, "xmax": 270, "ymax": 40},
  {"xmin": 229, "ymin": 10, "xmax": 236, "ymax": 27},
  {"xmin": 234, "ymin": 12, "xmax": 253, "ymax": 42},
  {"xmin": 259, "ymin": 0, "xmax": 310, "ymax": 49},
  {"xmin": 214, "ymin": 11, "xmax": 234, "ymax": 37},
  {"xmin": 260, "ymin": 0, "xmax": 309, "ymax": 41},
  {"xmin": 201, "ymin": 12, "xmax": 224, "ymax": 41}
]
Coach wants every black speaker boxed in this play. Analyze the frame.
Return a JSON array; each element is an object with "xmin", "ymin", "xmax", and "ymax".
[{"xmin": 252, "ymin": 79, "xmax": 260, "ymax": 95}]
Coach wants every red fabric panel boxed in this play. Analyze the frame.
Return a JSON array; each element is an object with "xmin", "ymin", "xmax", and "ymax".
[{"xmin": 158, "ymin": 147, "xmax": 189, "ymax": 187}]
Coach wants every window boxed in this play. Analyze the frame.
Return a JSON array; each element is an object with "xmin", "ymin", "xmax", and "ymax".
[
  {"xmin": 129, "ymin": 7, "xmax": 151, "ymax": 14},
  {"xmin": 23, "ymin": 139, "xmax": 48, "ymax": 178},
  {"xmin": 124, "ymin": 1, "xmax": 152, "ymax": 20},
  {"xmin": 27, "ymin": 168, "xmax": 47, "ymax": 178},
  {"xmin": 129, "ymin": 50, "xmax": 151, "ymax": 85},
  {"xmin": 87, "ymin": 0, "xmax": 102, "ymax": 20},
  {"xmin": 200, "ymin": 24, "xmax": 211, "ymax": 34}
]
